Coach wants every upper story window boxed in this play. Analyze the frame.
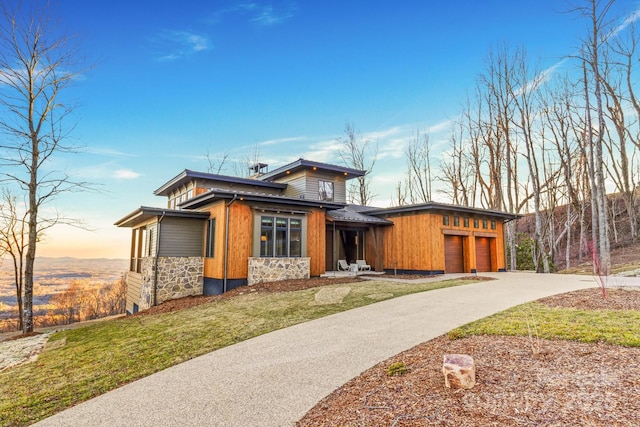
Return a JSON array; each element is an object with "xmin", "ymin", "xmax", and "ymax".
[
  {"xmin": 491, "ymin": 219, "xmax": 497, "ymax": 230},
  {"xmin": 319, "ymin": 180, "xmax": 334, "ymax": 201},
  {"xmin": 464, "ymin": 217, "xmax": 469, "ymax": 227},
  {"xmin": 443, "ymin": 215, "xmax": 449, "ymax": 226},
  {"xmin": 453, "ymin": 216, "xmax": 460, "ymax": 226},
  {"xmin": 482, "ymin": 219, "xmax": 488, "ymax": 229},
  {"xmin": 474, "ymin": 218, "xmax": 479, "ymax": 228}
]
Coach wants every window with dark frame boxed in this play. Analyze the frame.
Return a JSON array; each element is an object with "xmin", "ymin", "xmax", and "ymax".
[
  {"xmin": 464, "ymin": 217, "xmax": 469, "ymax": 227},
  {"xmin": 205, "ymin": 218, "xmax": 216, "ymax": 258},
  {"xmin": 474, "ymin": 218, "xmax": 479, "ymax": 228},
  {"xmin": 491, "ymin": 219, "xmax": 496, "ymax": 230},
  {"xmin": 260, "ymin": 215, "xmax": 302, "ymax": 257},
  {"xmin": 453, "ymin": 216, "xmax": 459, "ymax": 226},
  {"xmin": 483, "ymin": 219, "xmax": 488, "ymax": 229},
  {"xmin": 319, "ymin": 180, "xmax": 334, "ymax": 201},
  {"xmin": 443, "ymin": 215, "xmax": 449, "ymax": 226}
]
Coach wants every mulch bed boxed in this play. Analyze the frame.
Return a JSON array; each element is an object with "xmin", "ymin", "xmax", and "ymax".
[{"xmin": 297, "ymin": 287, "xmax": 640, "ymax": 426}]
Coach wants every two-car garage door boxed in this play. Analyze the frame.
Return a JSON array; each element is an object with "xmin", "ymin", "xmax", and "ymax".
[{"xmin": 444, "ymin": 235, "xmax": 493, "ymax": 273}]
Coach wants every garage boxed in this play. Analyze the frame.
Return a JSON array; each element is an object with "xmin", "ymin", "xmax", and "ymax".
[
  {"xmin": 475, "ymin": 237, "xmax": 492, "ymax": 272},
  {"xmin": 444, "ymin": 235, "xmax": 464, "ymax": 273}
]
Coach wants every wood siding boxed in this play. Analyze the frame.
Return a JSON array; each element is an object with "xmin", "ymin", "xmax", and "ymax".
[
  {"xmin": 381, "ymin": 211, "xmax": 508, "ymax": 273},
  {"xmin": 278, "ymin": 170, "xmax": 347, "ymax": 203},
  {"xmin": 307, "ymin": 209, "xmax": 326, "ymax": 276},
  {"xmin": 203, "ymin": 201, "xmax": 227, "ymax": 279},
  {"xmin": 203, "ymin": 201, "xmax": 252, "ymax": 279},
  {"xmin": 158, "ymin": 217, "xmax": 205, "ymax": 257},
  {"xmin": 126, "ymin": 272, "xmax": 142, "ymax": 313},
  {"xmin": 226, "ymin": 203, "xmax": 253, "ymax": 278}
]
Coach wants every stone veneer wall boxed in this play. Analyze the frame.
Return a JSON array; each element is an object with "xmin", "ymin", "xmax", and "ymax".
[
  {"xmin": 155, "ymin": 257, "xmax": 204, "ymax": 304},
  {"xmin": 138, "ymin": 257, "xmax": 155, "ymax": 311},
  {"xmin": 248, "ymin": 257, "xmax": 310, "ymax": 286},
  {"xmin": 136, "ymin": 256, "xmax": 203, "ymax": 309}
]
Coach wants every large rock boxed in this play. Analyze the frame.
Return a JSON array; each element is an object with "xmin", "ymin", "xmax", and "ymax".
[{"xmin": 442, "ymin": 354, "xmax": 476, "ymax": 389}]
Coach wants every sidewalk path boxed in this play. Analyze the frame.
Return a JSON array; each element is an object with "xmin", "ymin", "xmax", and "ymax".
[{"xmin": 35, "ymin": 273, "xmax": 603, "ymax": 426}]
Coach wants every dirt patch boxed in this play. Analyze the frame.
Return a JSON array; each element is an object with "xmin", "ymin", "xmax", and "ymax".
[
  {"xmin": 297, "ymin": 288, "xmax": 640, "ymax": 427},
  {"xmin": 309, "ymin": 287, "xmax": 351, "ymax": 306}
]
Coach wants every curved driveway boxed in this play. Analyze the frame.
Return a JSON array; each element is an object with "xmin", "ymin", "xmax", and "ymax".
[{"xmin": 36, "ymin": 273, "xmax": 618, "ymax": 426}]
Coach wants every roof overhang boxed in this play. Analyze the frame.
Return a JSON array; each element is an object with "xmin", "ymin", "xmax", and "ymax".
[
  {"xmin": 114, "ymin": 206, "xmax": 210, "ymax": 228},
  {"xmin": 154, "ymin": 169, "xmax": 287, "ymax": 196},
  {"xmin": 180, "ymin": 188, "xmax": 346, "ymax": 210},
  {"xmin": 327, "ymin": 207, "xmax": 393, "ymax": 225},
  {"xmin": 259, "ymin": 158, "xmax": 365, "ymax": 181},
  {"xmin": 362, "ymin": 202, "xmax": 522, "ymax": 221}
]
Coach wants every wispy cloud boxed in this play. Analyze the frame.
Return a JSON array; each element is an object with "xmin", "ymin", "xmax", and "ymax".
[
  {"xmin": 210, "ymin": 2, "xmax": 296, "ymax": 28},
  {"xmin": 114, "ymin": 169, "xmax": 142, "ymax": 180},
  {"xmin": 81, "ymin": 146, "xmax": 137, "ymax": 157},
  {"xmin": 258, "ymin": 136, "xmax": 307, "ymax": 146},
  {"xmin": 243, "ymin": 3, "xmax": 295, "ymax": 27},
  {"xmin": 155, "ymin": 30, "xmax": 211, "ymax": 61}
]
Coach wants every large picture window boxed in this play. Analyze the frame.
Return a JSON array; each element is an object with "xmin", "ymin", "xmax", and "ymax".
[
  {"xmin": 319, "ymin": 180, "xmax": 334, "ymax": 201},
  {"xmin": 260, "ymin": 215, "xmax": 303, "ymax": 257}
]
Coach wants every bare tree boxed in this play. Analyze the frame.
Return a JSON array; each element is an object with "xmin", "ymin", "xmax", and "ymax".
[
  {"xmin": 572, "ymin": 0, "xmax": 613, "ymax": 275},
  {"xmin": 0, "ymin": 189, "xmax": 27, "ymax": 330},
  {"xmin": 205, "ymin": 149, "xmax": 230, "ymax": 175},
  {"xmin": 337, "ymin": 122, "xmax": 378, "ymax": 205},
  {"xmin": 0, "ymin": 2, "xmax": 87, "ymax": 332},
  {"xmin": 404, "ymin": 129, "xmax": 433, "ymax": 203}
]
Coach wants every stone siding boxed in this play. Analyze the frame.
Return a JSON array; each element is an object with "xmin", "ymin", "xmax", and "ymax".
[
  {"xmin": 134, "ymin": 256, "xmax": 203, "ymax": 309},
  {"xmin": 155, "ymin": 257, "xmax": 204, "ymax": 304},
  {"xmin": 248, "ymin": 257, "xmax": 310, "ymax": 286},
  {"xmin": 138, "ymin": 257, "xmax": 155, "ymax": 310}
]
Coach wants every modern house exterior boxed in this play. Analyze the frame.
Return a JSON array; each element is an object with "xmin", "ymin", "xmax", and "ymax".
[{"xmin": 115, "ymin": 158, "xmax": 519, "ymax": 314}]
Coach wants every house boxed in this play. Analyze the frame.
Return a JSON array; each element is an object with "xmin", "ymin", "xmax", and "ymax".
[{"xmin": 115, "ymin": 158, "xmax": 519, "ymax": 314}]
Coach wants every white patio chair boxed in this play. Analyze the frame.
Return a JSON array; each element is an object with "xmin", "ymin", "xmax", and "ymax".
[{"xmin": 356, "ymin": 260, "xmax": 371, "ymax": 271}]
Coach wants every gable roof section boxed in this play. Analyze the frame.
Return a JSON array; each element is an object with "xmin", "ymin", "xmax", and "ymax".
[
  {"xmin": 258, "ymin": 158, "xmax": 365, "ymax": 181},
  {"xmin": 154, "ymin": 169, "xmax": 287, "ymax": 196},
  {"xmin": 361, "ymin": 202, "xmax": 521, "ymax": 220},
  {"xmin": 180, "ymin": 187, "xmax": 346, "ymax": 210},
  {"xmin": 115, "ymin": 206, "xmax": 210, "ymax": 228}
]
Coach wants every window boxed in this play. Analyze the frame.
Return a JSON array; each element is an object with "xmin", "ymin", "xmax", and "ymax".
[
  {"xmin": 474, "ymin": 218, "xmax": 479, "ymax": 228},
  {"xmin": 260, "ymin": 216, "xmax": 302, "ymax": 257},
  {"xmin": 491, "ymin": 219, "xmax": 496, "ymax": 230},
  {"xmin": 205, "ymin": 219, "xmax": 216, "ymax": 258},
  {"xmin": 443, "ymin": 215, "xmax": 449, "ymax": 226},
  {"xmin": 482, "ymin": 219, "xmax": 488, "ymax": 229},
  {"xmin": 464, "ymin": 217, "xmax": 469, "ymax": 227},
  {"xmin": 319, "ymin": 180, "xmax": 334, "ymax": 201},
  {"xmin": 453, "ymin": 216, "xmax": 460, "ymax": 226},
  {"xmin": 289, "ymin": 219, "xmax": 302, "ymax": 257},
  {"xmin": 260, "ymin": 217, "xmax": 274, "ymax": 257},
  {"xmin": 275, "ymin": 218, "xmax": 288, "ymax": 256}
]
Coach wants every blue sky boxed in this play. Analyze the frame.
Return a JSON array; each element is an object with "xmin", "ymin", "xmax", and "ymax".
[{"xmin": 23, "ymin": 0, "xmax": 636, "ymax": 258}]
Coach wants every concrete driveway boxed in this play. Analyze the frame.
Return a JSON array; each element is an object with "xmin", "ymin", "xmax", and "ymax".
[{"xmin": 35, "ymin": 272, "xmax": 606, "ymax": 426}]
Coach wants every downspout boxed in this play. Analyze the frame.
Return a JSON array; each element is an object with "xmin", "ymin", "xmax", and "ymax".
[
  {"xmin": 154, "ymin": 211, "xmax": 167, "ymax": 306},
  {"xmin": 224, "ymin": 195, "xmax": 238, "ymax": 293}
]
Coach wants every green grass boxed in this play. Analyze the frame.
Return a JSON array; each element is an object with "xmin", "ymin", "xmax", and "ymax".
[
  {"xmin": 448, "ymin": 302, "xmax": 640, "ymax": 347},
  {"xmin": 0, "ymin": 277, "xmax": 476, "ymax": 426}
]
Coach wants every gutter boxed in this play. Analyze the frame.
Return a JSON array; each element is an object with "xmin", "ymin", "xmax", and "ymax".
[
  {"xmin": 224, "ymin": 194, "xmax": 238, "ymax": 293},
  {"xmin": 153, "ymin": 211, "xmax": 166, "ymax": 306}
]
